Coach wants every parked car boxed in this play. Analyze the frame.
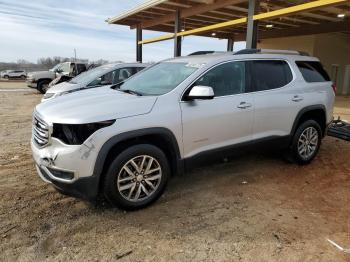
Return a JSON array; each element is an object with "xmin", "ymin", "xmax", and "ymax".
[
  {"xmin": 42, "ymin": 63, "xmax": 149, "ymax": 101},
  {"xmin": 0, "ymin": 70, "xmax": 9, "ymax": 78},
  {"xmin": 31, "ymin": 49, "xmax": 335, "ymax": 210},
  {"xmin": 2, "ymin": 70, "xmax": 26, "ymax": 79},
  {"xmin": 47, "ymin": 63, "xmax": 103, "ymax": 89},
  {"xmin": 26, "ymin": 62, "xmax": 86, "ymax": 94}
]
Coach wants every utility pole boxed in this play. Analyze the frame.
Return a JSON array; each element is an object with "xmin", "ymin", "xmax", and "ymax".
[{"xmin": 73, "ymin": 48, "xmax": 78, "ymax": 76}]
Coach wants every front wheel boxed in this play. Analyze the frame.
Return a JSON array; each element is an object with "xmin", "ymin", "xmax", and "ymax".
[
  {"xmin": 103, "ymin": 144, "xmax": 170, "ymax": 210},
  {"xmin": 289, "ymin": 120, "xmax": 322, "ymax": 165},
  {"xmin": 38, "ymin": 80, "xmax": 51, "ymax": 94}
]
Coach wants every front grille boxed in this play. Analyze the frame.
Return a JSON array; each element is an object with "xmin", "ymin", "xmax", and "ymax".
[{"xmin": 33, "ymin": 114, "xmax": 49, "ymax": 147}]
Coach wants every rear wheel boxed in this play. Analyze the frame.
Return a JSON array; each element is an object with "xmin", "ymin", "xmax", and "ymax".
[
  {"xmin": 103, "ymin": 144, "xmax": 170, "ymax": 210},
  {"xmin": 289, "ymin": 120, "xmax": 322, "ymax": 165},
  {"xmin": 3, "ymin": 75, "xmax": 9, "ymax": 79},
  {"xmin": 21, "ymin": 75, "xmax": 26, "ymax": 80},
  {"xmin": 38, "ymin": 79, "xmax": 51, "ymax": 94}
]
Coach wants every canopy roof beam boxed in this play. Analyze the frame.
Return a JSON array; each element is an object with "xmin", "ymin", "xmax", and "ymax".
[
  {"xmin": 235, "ymin": 19, "xmax": 350, "ymax": 41},
  {"xmin": 138, "ymin": 0, "xmax": 347, "ymax": 45},
  {"xmin": 130, "ymin": 0, "xmax": 246, "ymax": 29}
]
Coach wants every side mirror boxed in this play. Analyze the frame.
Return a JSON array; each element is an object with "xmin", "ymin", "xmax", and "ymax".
[{"xmin": 186, "ymin": 85, "xmax": 214, "ymax": 100}]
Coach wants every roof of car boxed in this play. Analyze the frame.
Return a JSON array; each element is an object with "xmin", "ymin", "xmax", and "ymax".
[{"xmin": 99, "ymin": 62, "xmax": 150, "ymax": 69}]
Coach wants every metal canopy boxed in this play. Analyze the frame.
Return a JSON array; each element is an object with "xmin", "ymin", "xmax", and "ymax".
[{"xmin": 108, "ymin": 0, "xmax": 350, "ymax": 41}]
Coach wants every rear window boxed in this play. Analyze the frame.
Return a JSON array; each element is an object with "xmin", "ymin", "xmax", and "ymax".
[
  {"xmin": 296, "ymin": 61, "xmax": 330, "ymax": 82},
  {"xmin": 252, "ymin": 60, "xmax": 293, "ymax": 91}
]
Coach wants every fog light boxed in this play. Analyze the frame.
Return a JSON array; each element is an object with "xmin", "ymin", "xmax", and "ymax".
[{"xmin": 47, "ymin": 167, "xmax": 74, "ymax": 180}]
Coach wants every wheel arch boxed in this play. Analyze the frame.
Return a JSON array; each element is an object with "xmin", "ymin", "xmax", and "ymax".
[
  {"xmin": 37, "ymin": 78, "xmax": 52, "ymax": 84},
  {"xmin": 93, "ymin": 128, "xmax": 183, "ymax": 194},
  {"xmin": 291, "ymin": 105, "xmax": 327, "ymax": 137}
]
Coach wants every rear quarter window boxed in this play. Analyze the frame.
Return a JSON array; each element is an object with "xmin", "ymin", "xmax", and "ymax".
[
  {"xmin": 251, "ymin": 60, "xmax": 293, "ymax": 91},
  {"xmin": 296, "ymin": 61, "xmax": 330, "ymax": 82}
]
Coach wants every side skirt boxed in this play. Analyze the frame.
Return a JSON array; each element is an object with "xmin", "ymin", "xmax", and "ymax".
[{"xmin": 183, "ymin": 135, "xmax": 291, "ymax": 171}]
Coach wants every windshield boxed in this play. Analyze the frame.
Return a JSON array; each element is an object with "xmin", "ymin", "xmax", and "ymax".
[
  {"xmin": 119, "ymin": 62, "xmax": 198, "ymax": 96},
  {"xmin": 50, "ymin": 63, "xmax": 62, "ymax": 72},
  {"xmin": 69, "ymin": 66, "xmax": 115, "ymax": 85}
]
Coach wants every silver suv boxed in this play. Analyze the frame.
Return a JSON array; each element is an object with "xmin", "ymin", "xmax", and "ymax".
[
  {"xmin": 2, "ymin": 70, "xmax": 26, "ymax": 79},
  {"xmin": 31, "ymin": 49, "xmax": 335, "ymax": 210},
  {"xmin": 42, "ymin": 63, "xmax": 149, "ymax": 101}
]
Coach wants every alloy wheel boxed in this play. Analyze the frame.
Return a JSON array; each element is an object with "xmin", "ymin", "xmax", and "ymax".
[
  {"xmin": 297, "ymin": 126, "xmax": 318, "ymax": 160},
  {"xmin": 117, "ymin": 155, "xmax": 162, "ymax": 202}
]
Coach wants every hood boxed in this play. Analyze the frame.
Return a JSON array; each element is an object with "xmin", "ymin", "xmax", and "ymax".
[
  {"xmin": 35, "ymin": 86, "xmax": 157, "ymax": 124},
  {"xmin": 29, "ymin": 71, "xmax": 56, "ymax": 78},
  {"xmin": 47, "ymin": 81, "xmax": 82, "ymax": 93}
]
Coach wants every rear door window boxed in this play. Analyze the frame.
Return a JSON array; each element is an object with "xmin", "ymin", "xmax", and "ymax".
[
  {"xmin": 135, "ymin": 67, "xmax": 146, "ymax": 73},
  {"xmin": 251, "ymin": 60, "xmax": 293, "ymax": 91},
  {"xmin": 117, "ymin": 68, "xmax": 132, "ymax": 82},
  {"xmin": 296, "ymin": 61, "xmax": 330, "ymax": 82}
]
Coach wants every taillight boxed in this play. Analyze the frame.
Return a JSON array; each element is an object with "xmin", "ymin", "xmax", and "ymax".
[{"xmin": 331, "ymin": 83, "xmax": 336, "ymax": 93}]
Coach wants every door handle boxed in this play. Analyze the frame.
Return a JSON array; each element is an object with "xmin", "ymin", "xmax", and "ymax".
[
  {"xmin": 237, "ymin": 102, "xmax": 252, "ymax": 109},
  {"xmin": 292, "ymin": 95, "xmax": 303, "ymax": 102}
]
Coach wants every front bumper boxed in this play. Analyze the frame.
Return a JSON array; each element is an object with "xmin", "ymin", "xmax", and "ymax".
[
  {"xmin": 31, "ymin": 138, "xmax": 100, "ymax": 201},
  {"xmin": 35, "ymin": 165, "xmax": 99, "ymax": 200},
  {"xmin": 26, "ymin": 79, "xmax": 37, "ymax": 88}
]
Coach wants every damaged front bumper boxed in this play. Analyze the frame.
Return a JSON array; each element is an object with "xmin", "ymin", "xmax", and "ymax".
[
  {"xmin": 31, "ymin": 138, "xmax": 100, "ymax": 201},
  {"xmin": 35, "ymin": 165, "xmax": 99, "ymax": 200}
]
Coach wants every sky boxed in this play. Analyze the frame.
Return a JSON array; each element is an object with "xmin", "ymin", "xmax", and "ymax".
[{"xmin": 0, "ymin": 0, "xmax": 245, "ymax": 63}]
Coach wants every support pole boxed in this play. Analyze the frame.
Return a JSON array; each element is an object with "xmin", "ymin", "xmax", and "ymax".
[
  {"xmin": 246, "ymin": 0, "xmax": 260, "ymax": 49},
  {"xmin": 227, "ymin": 38, "xmax": 234, "ymax": 51},
  {"xmin": 174, "ymin": 9, "xmax": 182, "ymax": 57},
  {"xmin": 136, "ymin": 24, "xmax": 142, "ymax": 62}
]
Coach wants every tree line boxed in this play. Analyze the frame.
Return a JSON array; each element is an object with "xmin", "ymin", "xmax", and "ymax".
[{"xmin": 0, "ymin": 57, "xmax": 111, "ymax": 72}]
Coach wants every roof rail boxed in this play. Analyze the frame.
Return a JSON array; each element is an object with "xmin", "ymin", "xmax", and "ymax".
[
  {"xmin": 188, "ymin": 51, "xmax": 216, "ymax": 56},
  {"xmin": 188, "ymin": 51, "xmax": 229, "ymax": 56},
  {"xmin": 234, "ymin": 49, "xmax": 261, "ymax": 55},
  {"xmin": 234, "ymin": 49, "xmax": 309, "ymax": 56}
]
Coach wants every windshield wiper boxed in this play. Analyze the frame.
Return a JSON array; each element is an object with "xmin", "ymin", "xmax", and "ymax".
[{"xmin": 119, "ymin": 89, "xmax": 143, "ymax": 96}]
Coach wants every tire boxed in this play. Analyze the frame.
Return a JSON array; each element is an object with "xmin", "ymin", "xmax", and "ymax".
[
  {"xmin": 21, "ymin": 75, "xmax": 26, "ymax": 80},
  {"xmin": 38, "ymin": 79, "xmax": 51, "ymax": 94},
  {"xmin": 289, "ymin": 120, "xmax": 322, "ymax": 165},
  {"xmin": 103, "ymin": 144, "xmax": 170, "ymax": 210},
  {"xmin": 4, "ymin": 75, "xmax": 9, "ymax": 79}
]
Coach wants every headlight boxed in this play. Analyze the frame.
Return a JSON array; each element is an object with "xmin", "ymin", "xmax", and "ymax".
[
  {"xmin": 52, "ymin": 120, "xmax": 115, "ymax": 145},
  {"xmin": 43, "ymin": 93, "xmax": 55, "ymax": 99},
  {"xmin": 56, "ymin": 88, "xmax": 85, "ymax": 97}
]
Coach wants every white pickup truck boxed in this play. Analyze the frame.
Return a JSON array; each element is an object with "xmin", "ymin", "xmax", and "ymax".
[{"xmin": 26, "ymin": 62, "xmax": 86, "ymax": 93}]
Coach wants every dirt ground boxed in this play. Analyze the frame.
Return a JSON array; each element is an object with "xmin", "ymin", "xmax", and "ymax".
[{"xmin": 0, "ymin": 82, "xmax": 349, "ymax": 261}]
